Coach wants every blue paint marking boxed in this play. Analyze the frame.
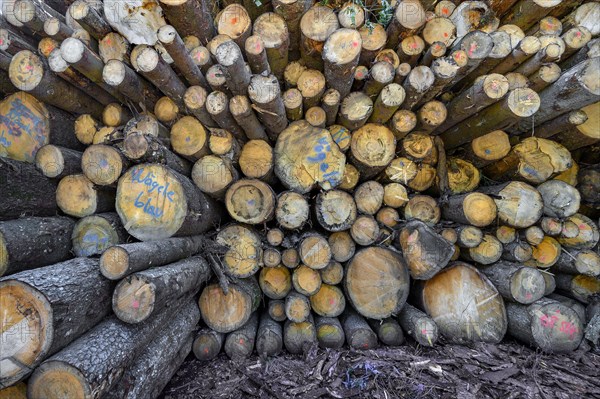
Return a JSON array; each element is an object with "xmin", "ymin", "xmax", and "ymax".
[
  {"xmin": 134, "ymin": 191, "xmax": 164, "ymax": 218},
  {"xmin": 320, "ymin": 163, "xmax": 329, "ymax": 172},
  {"xmin": 248, "ymin": 199, "xmax": 256, "ymax": 206},
  {"xmin": 130, "ymin": 167, "xmax": 175, "ymax": 202},
  {"xmin": 307, "ymin": 152, "xmax": 326, "ymax": 163}
]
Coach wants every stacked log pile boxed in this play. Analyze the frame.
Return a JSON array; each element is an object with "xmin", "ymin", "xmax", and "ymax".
[{"xmin": 1, "ymin": 0, "xmax": 600, "ymax": 397}]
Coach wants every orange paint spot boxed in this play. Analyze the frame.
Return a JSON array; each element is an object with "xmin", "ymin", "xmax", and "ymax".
[
  {"xmin": 444, "ymin": 32, "xmax": 448, "ymax": 38},
  {"xmin": 204, "ymin": 348, "xmax": 209, "ymax": 353},
  {"xmin": 442, "ymin": 7, "xmax": 448, "ymax": 15},
  {"xmin": 231, "ymin": 17, "xmax": 238, "ymax": 24}
]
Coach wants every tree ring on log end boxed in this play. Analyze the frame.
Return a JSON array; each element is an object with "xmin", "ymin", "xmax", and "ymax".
[
  {"xmin": 463, "ymin": 193, "xmax": 497, "ymax": 227},
  {"xmin": 28, "ymin": 360, "xmax": 90, "ymax": 399},
  {"xmin": 510, "ymin": 267, "xmax": 545, "ymax": 305},
  {"xmin": 113, "ymin": 276, "xmax": 156, "ymax": 323},
  {"xmin": 99, "ymin": 246, "xmax": 129, "ymax": 280},
  {"xmin": 225, "ymin": 179, "xmax": 275, "ymax": 225},
  {"xmin": 0, "ymin": 280, "xmax": 52, "ymax": 387},
  {"xmin": 528, "ymin": 302, "xmax": 583, "ymax": 352}
]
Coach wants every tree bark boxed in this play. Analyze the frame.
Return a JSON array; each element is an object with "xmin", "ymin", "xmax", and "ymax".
[
  {"xmin": 315, "ymin": 316, "xmax": 345, "ymax": 349},
  {"xmin": 0, "ymin": 258, "xmax": 114, "ymax": 387},
  {"xmin": 398, "ymin": 303, "xmax": 439, "ymax": 347},
  {"xmin": 193, "ymin": 328, "xmax": 224, "ymax": 361},
  {"xmin": 341, "ymin": 307, "xmax": 378, "ymax": 350},
  {"xmin": 256, "ymin": 312, "xmax": 283, "ymax": 357},
  {"xmin": 284, "ymin": 315, "xmax": 316, "ymax": 354},
  {"xmin": 159, "ymin": 0, "xmax": 215, "ymax": 44}
]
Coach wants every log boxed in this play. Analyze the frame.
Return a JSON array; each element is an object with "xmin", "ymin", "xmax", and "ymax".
[
  {"xmin": 491, "ymin": 36, "xmax": 541, "ymax": 75},
  {"xmin": 461, "ymin": 130, "xmax": 511, "ymax": 168},
  {"xmin": 404, "ymin": 195, "xmax": 440, "ymax": 225},
  {"xmin": 224, "ymin": 312, "xmax": 259, "ymax": 360},
  {"xmin": 122, "ymin": 132, "xmax": 191, "ymax": 175},
  {"xmin": 480, "ymin": 261, "xmax": 546, "ymax": 304},
  {"xmin": 169, "ymin": 116, "xmax": 209, "ymax": 161},
  {"xmin": 315, "ymin": 316, "xmax": 345, "ymax": 349},
  {"xmin": 340, "ymin": 308, "xmax": 378, "ymax": 350},
  {"xmin": 550, "ymin": 101, "xmax": 600, "ymax": 151},
  {"xmin": 283, "ymin": 315, "xmax": 316, "ymax": 354},
  {"xmin": 101, "ymin": 103, "xmax": 131, "ymax": 127},
  {"xmin": 338, "ymin": 91, "xmax": 373, "ymax": 131},
  {"xmin": 553, "ymin": 249, "xmax": 600, "ymax": 278},
  {"xmin": 557, "ymin": 214, "xmax": 599, "ymax": 250},
  {"xmin": 191, "ymin": 155, "xmax": 238, "ymax": 199},
  {"xmin": 505, "ymin": 298, "xmax": 583, "ymax": 352},
  {"xmin": 193, "ymin": 328, "xmax": 224, "ymax": 361},
  {"xmin": 103, "ymin": 59, "xmax": 161, "ymax": 110},
  {"xmin": 501, "ymin": 0, "xmax": 562, "ymax": 31},
  {"xmin": 275, "ymin": 191, "xmax": 309, "ymax": 230},
  {"xmin": 80, "ymin": 143, "xmax": 128, "ymax": 186},
  {"xmin": 377, "ymin": 207, "xmax": 401, "ymax": 228},
  {"xmin": 100, "ymin": 235, "xmax": 208, "ymax": 280},
  {"xmin": 71, "ymin": 212, "xmax": 127, "ymax": 257},
  {"xmin": 103, "ymin": 0, "xmax": 165, "ymax": 45},
  {"xmin": 397, "ymin": 35, "xmax": 425, "ymax": 67},
  {"xmin": 319, "ymin": 261, "xmax": 343, "ymax": 286},
  {"xmin": 281, "ymin": 249, "xmax": 298, "ymax": 269},
  {"xmin": 285, "ymin": 290, "xmax": 311, "ymax": 322},
  {"xmin": 0, "ymin": 216, "xmax": 74, "ymax": 277},
  {"xmin": 328, "ymin": 231, "xmax": 355, "ymax": 263},
  {"xmin": 263, "ymin": 248, "xmax": 281, "ymax": 268},
  {"xmin": 417, "ymin": 262, "xmax": 507, "ymax": 344},
  {"xmin": 368, "ymin": 317, "xmax": 404, "ymax": 346},
  {"xmin": 310, "ymin": 283, "xmax": 345, "ymax": 318},
  {"xmin": 274, "ymin": 120, "xmax": 345, "ymax": 192},
  {"xmin": 298, "ymin": 233, "xmax": 331, "ymax": 270},
  {"xmin": 0, "ymin": 258, "xmax": 114, "ymax": 387},
  {"xmin": 455, "ymin": 225, "xmax": 484, "ymax": 249},
  {"xmin": 399, "ymin": 220, "xmax": 455, "ymax": 280},
  {"xmin": 299, "ymin": 5, "xmax": 339, "ymax": 70},
  {"xmin": 350, "ymin": 215, "xmax": 380, "ymax": 246},
  {"xmin": 159, "ymin": 0, "xmax": 215, "ymax": 44},
  {"xmin": 315, "ymin": 189, "xmax": 357, "ymax": 232},
  {"xmin": 283, "ymin": 88, "xmax": 303, "ymax": 121},
  {"xmin": 56, "ymin": 174, "xmax": 114, "ymax": 217},
  {"xmin": 103, "ymin": 301, "xmax": 199, "ymax": 399},
  {"xmin": 98, "ymin": 32, "xmax": 130, "ymax": 65},
  {"xmin": 537, "ymin": 179, "xmax": 581, "ymax": 219},
  {"xmin": 525, "ymin": 236, "xmax": 562, "ymax": 269},
  {"xmin": 28, "ymin": 298, "xmax": 193, "ymax": 399},
  {"xmin": 68, "ymin": 0, "xmax": 111, "ymax": 41},
  {"xmin": 216, "ymin": 224, "xmax": 263, "ymax": 278},
  {"xmin": 344, "ymin": 246, "xmax": 410, "ymax": 319},
  {"xmin": 206, "ymin": 92, "xmax": 246, "ymax": 143},
  {"xmin": 462, "ymin": 234, "xmax": 503, "ymax": 265},
  {"xmin": 259, "ymin": 265, "xmax": 292, "ymax": 299},
  {"xmin": 382, "ymin": 183, "xmax": 409, "ymax": 209},
  {"xmin": 555, "ymin": 274, "xmax": 600, "ymax": 304},
  {"xmin": 245, "ymin": 35, "xmax": 270, "ymax": 75},
  {"xmin": 9, "ymin": 50, "xmax": 104, "ymax": 118},
  {"xmin": 398, "ymin": 303, "xmax": 439, "ymax": 347},
  {"xmin": 502, "ymin": 240, "xmax": 533, "ymax": 263},
  {"xmin": 484, "ymin": 137, "xmax": 572, "ymax": 184},
  {"xmin": 253, "ymin": 12, "xmax": 289, "ymax": 80},
  {"xmin": 358, "ymin": 23, "xmax": 386, "ymax": 66},
  {"xmin": 113, "ymin": 255, "xmax": 210, "ymax": 324},
  {"xmin": 352, "ymin": 65, "xmax": 369, "ymax": 90},
  {"xmin": 225, "ymin": 178, "xmax": 276, "ymax": 225},
  {"xmin": 116, "ymin": 163, "xmax": 222, "ymax": 241},
  {"xmin": 442, "ymin": 192, "xmax": 497, "ymax": 227},
  {"xmin": 256, "ymin": 312, "xmax": 283, "ymax": 357},
  {"xmin": 322, "ymin": 28, "xmax": 361, "ymax": 99},
  {"xmin": 339, "ymin": 163, "xmax": 360, "ymax": 191},
  {"xmin": 157, "ymin": 25, "xmax": 207, "ymax": 88},
  {"xmin": 478, "ymin": 182, "xmax": 543, "ymax": 229},
  {"xmin": 348, "ymin": 123, "xmax": 395, "ymax": 180},
  {"xmin": 389, "ymin": 109, "xmax": 417, "ymax": 139},
  {"xmin": 199, "ymin": 277, "xmax": 261, "ymax": 333},
  {"xmin": 216, "ymin": 4, "xmax": 251, "ymax": 49},
  {"xmin": 134, "ymin": 45, "xmax": 187, "ymax": 108},
  {"xmin": 248, "ymin": 74, "xmax": 289, "ymax": 139}
]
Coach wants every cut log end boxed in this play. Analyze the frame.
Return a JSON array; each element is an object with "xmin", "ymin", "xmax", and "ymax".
[{"xmin": 112, "ymin": 275, "xmax": 156, "ymax": 324}]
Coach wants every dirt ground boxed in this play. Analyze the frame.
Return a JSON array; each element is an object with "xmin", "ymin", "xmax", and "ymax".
[{"xmin": 160, "ymin": 338, "xmax": 600, "ymax": 399}]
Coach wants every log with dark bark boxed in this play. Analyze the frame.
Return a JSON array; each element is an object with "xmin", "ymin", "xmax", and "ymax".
[
  {"xmin": 71, "ymin": 212, "xmax": 127, "ymax": 257},
  {"xmin": 480, "ymin": 261, "xmax": 546, "ymax": 304},
  {"xmin": 315, "ymin": 316, "xmax": 345, "ymax": 349},
  {"xmin": 341, "ymin": 307, "xmax": 378, "ymax": 350},
  {"xmin": 256, "ymin": 312, "xmax": 283, "ymax": 357},
  {"xmin": 398, "ymin": 303, "xmax": 439, "ymax": 347},
  {"xmin": 28, "ymin": 298, "xmax": 194, "ymax": 399},
  {"xmin": 193, "ymin": 328, "xmax": 224, "ymax": 361},
  {"xmin": 0, "ymin": 258, "xmax": 114, "ymax": 387},
  {"xmin": 159, "ymin": 0, "xmax": 215, "ymax": 44},
  {"xmin": 284, "ymin": 315, "xmax": 316, "ymax": 354}
]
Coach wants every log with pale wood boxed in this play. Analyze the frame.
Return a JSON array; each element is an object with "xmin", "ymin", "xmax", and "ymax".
[{"xmin": 2, "ymin": 1, "xmax": 600, "ymax": 394}]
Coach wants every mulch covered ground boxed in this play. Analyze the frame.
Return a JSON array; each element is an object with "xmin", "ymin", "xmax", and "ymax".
[{"xmin": 160, "ymin": 339, "xmax": 600, "ymax": 399}]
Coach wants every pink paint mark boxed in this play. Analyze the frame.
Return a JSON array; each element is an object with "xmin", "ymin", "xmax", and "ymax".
[
  {"xmin": 576, "ymin": 31, "xmax": 582, "ymax": 38},
  {"xmin": 239, "ymin": 338, "xmax": 245, "ymax": 344},
  {"xmin": 468, "ymin": 42, "xmax": 477, "ymax": 57},
  {"xmin": 329, "ymin": 298, "xmax": 335, "ymax": 305},
  {"xmin": 352, "ymin": 41, "xmax": 358, "ymax": 48},
  {"xmin": 204, "ymin": 347, "xmax": 209, "ymax": 354},
  {"xmin": 25, "ymin": 64, "xmax": 33, "ymax": 71},
  {"xmin": 525, "ymin": 292, "xmax": 532, "ymax": 300},
  {"xmin": 132, "ymin": 300, "xmax": 140, "ymax": 309},
  {"xmin": 559, "ymin": 321, "xmax": 578, "ymax": 339},
  {"xmin": 0, "ymin": 39, "xmax": 4, "ymax": 45},
  {"xmin": 540, "ymin": 313, "xmax": 558, "ymax": 328}
]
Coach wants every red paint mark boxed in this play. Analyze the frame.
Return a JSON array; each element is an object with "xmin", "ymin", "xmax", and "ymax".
[
  {"xmin": 256, "ymin": 42, "xmax": 261, "ymax": 51},
  {"xmin": 559, "ymin": 321, "xmax": 578, "ymax": 339},
  {"xmin": 444, "ymin": 32, "xmax": 448, "ymax": 38},
  {"xmin": 329, "ymin": 298, "xmax": 335, "ymax": 305},
  {"xmin": 356, "ymin": 71, "xmax": 363, "ymax": 78},
  {"xmin": 132, "ymin": 300, "xmax": 140, "ymax": 309},
  {"xmin": 468, "ymin": 42, "xmax": 477, "ymax": 57},
  {"xmin": 421, "ymin": 328, "xmax": 428, "ymax": 334},
  {"xmin": 239, "ymin": 338, "xmax": 245, "ymax": 344},
  {"xmin": 0, "ymin": 39, "xmax": 4, "ymax": 45},
  {"xmin": 204, "ymin": 348, "xmax": 209, "ymax": 354},
  {"xmin": 442, "ymin": 7, "xmax": 448, "ymax": 15},
  {"xmin": 352, "ymin": 41, "xmax": 358, "ymax": 48},
  {"xmin": 576, "ymin": 31, "xmax": 582, "ymax": 38},
  {"xmin": 525, "ymin": 292, "xmax": 532, "ymax": 300},
  {"xmin": 25, "ymin": 64, "xmax": 33, "ymax": 71},
  {"xmin": 231, "ymin": 17, "xmax": 238, "ymax": 24},
  {"xmin": 363, "ymin": 343, "xmax": 369, "ymax": 348},
  {"xmin": 411, "ymin": 42, "xmax": 418, "ymax": 49},
  {"xmin": 540, "ymin": 313, "xmax": 558, "ymax": 328},
  {"xmin": 106, "ymin": 39, "xmax": 111, "ymax": 45}
]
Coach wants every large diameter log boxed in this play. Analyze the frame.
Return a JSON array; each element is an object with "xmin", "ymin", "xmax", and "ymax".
[
  {"xmin": 274, "ymin": 120, "xmax": 345, "ymax": 193},
  {"xmin": 103, "ymin": 300, "xmax": 199, "ymax": 399},
  {"xmin": 516, "ymin": 57, "xmax": 600, "ymax": 133},
  {"xmin": 159, "ymin": 0, "xmax": 215, "ymax": 44},
  {"xmin": 0, "ymin": 258, "xmax": 114, "ymax": 387},
  {"xmin": 0, "ymin": 157, "xmax": 58, "ymax": 220},
  {"xmin": 28, "ymin": 298, "xmax": 193, "ymax": 399},
  {"xmin": 479, "ymin": 182, "xmax": 543, "ymax": 228},
  {"xmin": 9, "ymin": 50, "xmax": 103, "ymax": 118},
  {"xmin": 398, "ymin": 220, "xmax": 455, "ymax": 280},
  {"xmin": 505, "ymin": 298, "xmax": 583, "ymax": 353},
  {"xmin": 0, "ymin": 216, "xmax": 74, "ymax": 277},
  {"xmin": 398, "ymin": 303, "xmax": 438, "ymax": 347},
  {"xmin": 314, "ymin": 189, "xmax": 357, "ymax": 232},
  {"xmin": 0, "ymin": 92, "xmax": 81, "ymax": 162},
  {"xmin": 113, "ymin": 256, "xmax": 210, "ymax": 324},
  {"xmin": 116, "ymin": 164, "xmax": 222, "ymax": 241},
  {"xmin": 216, "ymin": 224, "xmax": 263, "ymax": 278},
  {"xmin": 344, "ymin": 247, "xmax": 410, "ymax": 319},
  {"xmin": 199, "ymin": 277, "xmax": 261, "ymax": 333},
  {"xmin": 418, "ymin": 262, "xmax": 507, "ymax": 344},
  {"xmin": 323, "ymin": 28, "xmax": 361, "ymax": 99},
  {"xmin": 479, "ymin": 261, "xmax": 545, "ymax": 304}
]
